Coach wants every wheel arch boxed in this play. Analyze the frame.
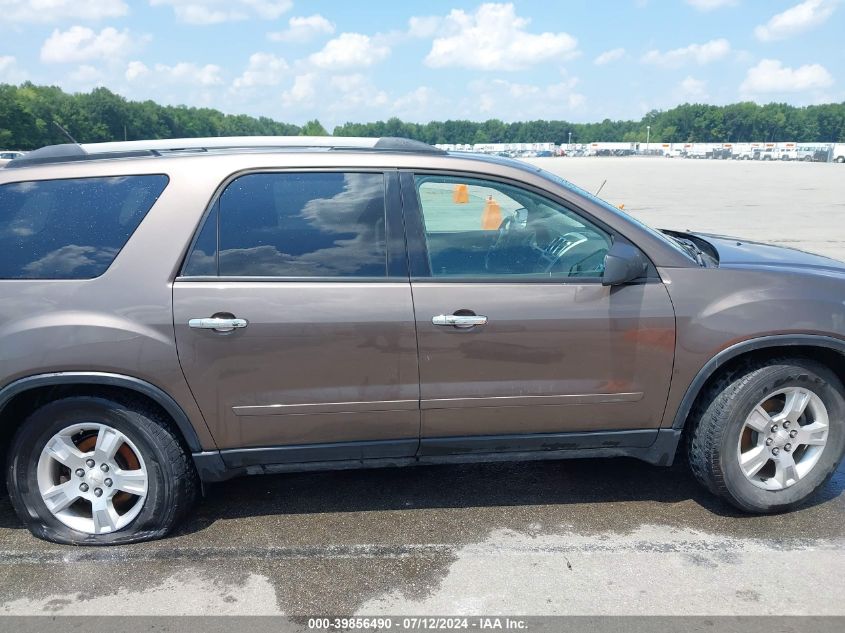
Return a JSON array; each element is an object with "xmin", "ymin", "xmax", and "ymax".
[
  {"xmin": 0, "ymin": 372, "xmax": 204, "ymax": 454},
  {"xmin": 672, "ymin": 335, "xmax": 845, "ymax": 431}
]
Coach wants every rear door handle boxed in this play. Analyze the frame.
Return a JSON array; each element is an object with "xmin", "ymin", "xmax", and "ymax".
[
  {"xmin": 431, "ymin": 314, "xmax": 488, "ymax": 327},
  {"xmin": 188, "ymin": 317, "xmax": 248, "ymax": 332}
]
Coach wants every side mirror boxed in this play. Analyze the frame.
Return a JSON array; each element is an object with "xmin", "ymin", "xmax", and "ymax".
[{"xmin": 602, "ymin": 240, "xmax": 648, "ymax": 286}]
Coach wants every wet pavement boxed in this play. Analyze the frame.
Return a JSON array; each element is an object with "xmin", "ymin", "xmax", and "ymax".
[{"xmin": 1, "ymin": 457, "xmax": 843, "ymax": 615}]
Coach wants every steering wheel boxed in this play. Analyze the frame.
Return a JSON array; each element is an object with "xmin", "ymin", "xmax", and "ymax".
[
  {"xmin": 484, "ymin": 208, "xmax": 532, "ymax": 272},
  {"xmin": 495, "ymin": 207, "xmax": 528, "ymax": 236}
]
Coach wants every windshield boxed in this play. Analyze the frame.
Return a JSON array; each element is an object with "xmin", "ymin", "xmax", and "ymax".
[{"xmin": 535, "ymin": 167, "xmax": 696, "ymax": 263}]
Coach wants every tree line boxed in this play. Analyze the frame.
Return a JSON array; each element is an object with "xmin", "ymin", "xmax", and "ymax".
[
  {"xmin": 2, "ymin": 82, "xmax": 844, "ymax": 150},
  {"xmin": 0, "ymin": 83, "xmax": 310, "ymax": 150},
  {"xmin": 336, "ymin": 101, "xmax": 845, "ymax": 145}
]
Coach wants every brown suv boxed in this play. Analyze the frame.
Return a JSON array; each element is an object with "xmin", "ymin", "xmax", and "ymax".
[{"xmin": 1, "ymin": 136, "xmax": 844, "ymax": 545}]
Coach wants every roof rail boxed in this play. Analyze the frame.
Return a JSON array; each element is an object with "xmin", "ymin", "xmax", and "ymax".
[{"xmin": 5, "ymin": 136, "xmax": 444, "ymax": 168}]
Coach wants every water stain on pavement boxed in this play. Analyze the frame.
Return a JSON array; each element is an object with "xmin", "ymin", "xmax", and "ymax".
[{"xmin": 0, "ymin": 458, "xmax": 843, "ymax": 614}]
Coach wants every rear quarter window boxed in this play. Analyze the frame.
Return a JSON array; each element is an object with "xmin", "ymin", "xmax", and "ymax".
[{"xmin": 0, "ymin": 175, "xmax": 168, "ymax": 279}]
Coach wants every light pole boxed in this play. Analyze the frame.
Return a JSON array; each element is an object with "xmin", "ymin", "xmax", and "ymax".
[
  {"xmin": 646, "ymin": 125, "xmax": 651, "ymax": 154},
  {"xmin": 568, "ymin": 131, "xmax": 572, "ymax": 149}
]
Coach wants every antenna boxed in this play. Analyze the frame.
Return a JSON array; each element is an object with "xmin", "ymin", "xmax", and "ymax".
[
  {"xmin": 52, "ymin": 121, "xmax": 79, "ymax": 145},
  {"xmin": 595, "ymin": 179, "xmax": 607, "ymax": 197}
]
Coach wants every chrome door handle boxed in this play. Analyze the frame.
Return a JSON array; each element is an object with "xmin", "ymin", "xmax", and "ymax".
[
  {"xmin": 432, "ymin": 314, "xmax": 488, "ymax": 327},
  {"xmin": 188, "ymin": 317, "xmax": 248, "ymax": 332}
]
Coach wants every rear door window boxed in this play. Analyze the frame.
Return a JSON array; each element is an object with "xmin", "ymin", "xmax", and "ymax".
[
  {"xmin": 183, "ymin": 172, "xmax": 388, "ymax": 278},
  {"xmin": 0, "ymin": 175, "xmax": 168, "ymax": 280}
]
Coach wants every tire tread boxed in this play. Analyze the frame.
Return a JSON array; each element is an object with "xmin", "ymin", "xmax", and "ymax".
[
  {"xmin": 687, "ymin": 357, "xmax": 845, "ymax": 513},
  {"xmin": 6, "ymin": 395, "xmax": 199, "ymax": 545}
]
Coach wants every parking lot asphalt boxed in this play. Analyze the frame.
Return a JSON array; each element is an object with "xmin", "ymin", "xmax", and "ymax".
[
  {"xmin": 1, "ymin": 157, "xmax": 844, "ymax": 616},
  {"xmin": 530, "ymin": 156, "xmax": 845, "ymax": 261}
]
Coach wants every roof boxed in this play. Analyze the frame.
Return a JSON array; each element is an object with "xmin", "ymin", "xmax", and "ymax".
[{"xmin": 5, "ymin": 136, "xmax": 444, "ymax": 169}]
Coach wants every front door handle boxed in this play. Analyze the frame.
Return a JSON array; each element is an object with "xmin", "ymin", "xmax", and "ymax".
[
  {"xmin": 432, "ymin": 314, "xmax": 488, "ymax": 328},
  {"xmin": 188, "ymin": 317, "xmax": 248, "ymax": 332}
]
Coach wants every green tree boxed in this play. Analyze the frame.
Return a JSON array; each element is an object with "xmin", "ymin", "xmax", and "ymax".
[
  {"xmin": 2, "ymin": 83, "xmax": 844, "ymax": 150},
  {"xmin": 300, "ymin": 119, "xmax": 328, "ymax": 136}
]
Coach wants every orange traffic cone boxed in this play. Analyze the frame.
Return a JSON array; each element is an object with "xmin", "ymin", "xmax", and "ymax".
[
  {"xmin": 452, "ymin": 183, "xmax": 469, "ymax": 204},
  {"xmin": 481, "ymin": 195, "xmax": 502, "ymax": 229}
]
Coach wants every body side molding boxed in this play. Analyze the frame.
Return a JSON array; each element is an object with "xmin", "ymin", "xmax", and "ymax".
[{"xmin": 192, "ymin": 429, "xmax": 681, "ymax": 482}]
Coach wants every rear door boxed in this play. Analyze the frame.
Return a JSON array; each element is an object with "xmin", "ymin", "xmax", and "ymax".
[
  {"xmin": 401, "ymin": 171, "xmax": 676, "ymax": 455},
  {"xmin": 173, "ymin": 170, "xmax": 420, "ymax": 467}
]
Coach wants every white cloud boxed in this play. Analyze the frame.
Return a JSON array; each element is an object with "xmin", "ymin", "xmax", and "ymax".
[
  {"xmin": 0, "ymin": 56, "xmax": 26, "ymax": 82},
  {"xmin": 232, "ymin": 52, "xmax": 288, "ymax": 89},
  {"xmin": 162, "ymin": 4, "xmax": 229, "ymax": 24},
  {"xmin": 125, "ymin": 60, "xmax": 149, "ymax": 81},
  {"xmin": 641, "ymin": 38, "xmax": 731, "ymax": 67},
  {"xmin": 328, "ymin": 74, "xmax": 366, "ymax": 93},
  {"xmin": 238, "ymin": 0, "xmax": 291, "ymax": 19},
  {"xmin": 276, "ymin": 72, "xmax": 398, "ymax": 121},
  {"xmin": 685, "ymin": 0, "xmax": 737, "ymax": 10},
  {"xmin": 754, "ymin": 0, "xmax": 838, "ymax": 42},
  {"xmin": 422, "ymin": 3, "xmax": 578, "ymax": 71},
  {"xmin": 471, "ymin": 77, "xmax": 586, "ymax": 116},
  {"xmin": 149, "ymin": 0, "xmax": 291, "ymax": 25},
  {"xmin": 740, "ymin": 58, "xmax": 834, "ymax": 94},
  {"xmin": 677, "ymin": 76, "xmax": 709, "ymax": 100},
  {"xmin": 309, "ymin": 33, "xmax": 390, "ymax": 70},
  {"xmin": 268, "ymin": 14, "xmax": 334, "ymax": 43},
  {"xmin": 125, "ymin": 61, "xmax": 223, "ymax": 86},
  {"xmin": 40, "ymin": 26, "xmax": 141, "ymax": 64},
  {"xmin": 67, "ymin": 64, "xmax": 104, "ymax": 88},
  {"xmin": 118, "ymin": 59, "xmax": 224, "ymax": 109},
  {"xmin": 407, "ymin": 15, "xmax": 442, "ymax": 38},
  {"xmin": 0, "ymin": 0, "xmax": 127, "ymax": 23},
  {"xmin": 594, "ymin": 48, "xmax": 625, "ymax": 65},
  {"xmin": 157, "ymin": 62, "xmax": 223, "ymax": 86},
  {"xmin": 275, "ymin": 71, "xmax": 585, "ymax": 125},
  {"xmin": 328, "ymin": 74, "xmax": 388, "ymax": 108},
  {"xmin": 282, "ymin": 73, "xmax": 318, "ymax": 105},
  {"xmin": 0, "ymin": 56, "xmax": 16, "ymax": 74},
  {"xmin": 393, "ymin": 86, "xmax": 437, "ymax": 112}
]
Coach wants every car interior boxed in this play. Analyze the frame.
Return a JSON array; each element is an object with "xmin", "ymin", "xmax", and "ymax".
[{"xmin": 416, "ymin": 177, "xmax": 612, "ymax": 279}]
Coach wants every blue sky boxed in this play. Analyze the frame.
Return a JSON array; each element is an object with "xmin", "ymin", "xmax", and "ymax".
[{"xmin": 0, "ymin": 0, "xmax": 843, "ymax": 128}]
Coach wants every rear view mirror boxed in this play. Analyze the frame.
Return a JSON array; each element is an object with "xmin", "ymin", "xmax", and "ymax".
[{"xmin": 602, "ymin": 240, "xmax": 648, "ymax": 286}]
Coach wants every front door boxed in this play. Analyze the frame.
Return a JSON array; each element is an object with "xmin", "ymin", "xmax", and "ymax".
[
  {"xmin": 401, "ymin": 172, "xmax": 676, "ymax": 454},
  {"xmin": 173, "ymin": 170, "xmax": 419, "ymax": 466}
]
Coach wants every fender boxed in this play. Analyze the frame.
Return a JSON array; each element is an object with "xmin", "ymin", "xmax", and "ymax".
[
  {"xmin": 671, "ymin": 334, "xmax": 845, "ymax": 430},
  {"xmin": 0, "ymin": 371, "xmax": 203, "ymax": 453}
]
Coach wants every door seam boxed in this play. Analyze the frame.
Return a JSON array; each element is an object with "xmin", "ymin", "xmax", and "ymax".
[{"xmin": 398, "ymin": 170, "xmax": 424, "ymax": 455}]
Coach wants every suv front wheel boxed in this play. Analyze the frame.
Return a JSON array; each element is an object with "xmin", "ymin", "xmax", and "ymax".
[
  {"xmin": 688, "ymin": 359, "xmax": 845, "ymax": 513},
  {"xmin": 6, "ymin": 396, "xmax": 198, "ymax": 545}
]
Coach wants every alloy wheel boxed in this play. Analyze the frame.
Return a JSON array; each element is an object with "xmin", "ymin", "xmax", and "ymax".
[
  {"xmin": 737, "ymin": 387, "xmax": 829, "ymax": 490},
  {"xmin": 36, "ymin": 423, "xmax": 148, "ymax": 534}
]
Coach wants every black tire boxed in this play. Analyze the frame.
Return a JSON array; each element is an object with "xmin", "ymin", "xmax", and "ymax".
[
  {"xmin": 687, "ymin": 358, "xmax": 845, "ymax": 513},
  {"xmin": 6, "ymin": 396, "xmax": 198, "ymax": 545}
]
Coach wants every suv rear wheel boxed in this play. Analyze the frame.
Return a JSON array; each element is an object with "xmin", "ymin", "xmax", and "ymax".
[
  {"xmin": 6, "ymin": 396, "xmax": 198, "ymax": 545},
  {"xmin": 688, "ymin": 359, "xmax": 845, "ymax": 513}
]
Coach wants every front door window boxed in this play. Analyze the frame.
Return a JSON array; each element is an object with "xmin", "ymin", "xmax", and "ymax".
[{"xmin": 415, "ymin": 175, "xmax": 611, "ymax": 279}]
